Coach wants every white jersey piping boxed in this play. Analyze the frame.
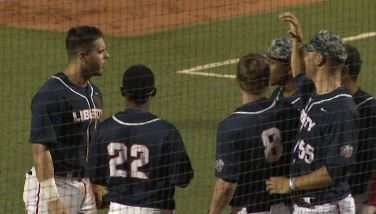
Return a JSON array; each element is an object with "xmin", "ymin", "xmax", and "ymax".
[
  {"xmin": 112, "ymin": 115, "xmax": 160, "ymax": 126},
  {"xmin": 52, "ymin": 75, "xmax": 95, "ymax": 161},
  {"xmin": 357, "ymin": 97, "xmax": 374, "ymax": 107},
  {"xmin": 306, "ymin": 94, "xmax": 352, "ymax": 112},
  {"xmin": 232, "ymin": 100, "xmax": 276, "ymax": 115}
]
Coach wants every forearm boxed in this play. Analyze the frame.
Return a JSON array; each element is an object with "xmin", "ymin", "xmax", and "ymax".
[
  {"xmin": 32, "ymin": 143, "xmax": 61, "ymax": 203},
  {"xmin": 32, "ymin": 143, "xmax": 55, "ymax": 182},
  {"xmin": 291, "ymin": 38, "xmax": 305, "ymax": 78},
  {"xmin": 208, "ymin": 178, "xmax": 236, "ymax": 214},
  {"xmin": 295, "ymin": 166, "xmax": 333, "ymax": 191}
]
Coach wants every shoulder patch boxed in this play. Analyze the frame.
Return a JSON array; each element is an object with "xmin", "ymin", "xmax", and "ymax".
[
  {"xmin": 215, "ymin": 159, "xmax": 224, "ymax": 173},
  {"xmin": 340, "ymin": 145, "xmax": 354, "ymax": 158}
]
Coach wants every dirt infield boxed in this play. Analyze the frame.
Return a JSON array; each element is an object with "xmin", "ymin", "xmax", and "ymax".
[{"xmin": 0, "ymin": 0, "xmax": 323, "ymax": 36}]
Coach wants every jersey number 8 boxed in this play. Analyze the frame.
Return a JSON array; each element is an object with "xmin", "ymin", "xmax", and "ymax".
[
  {"xmin": 107, "ymin": 142, "xmax": 149, "ymax": 179},
  {"xmin": 261, "ymin": 127, "xmax": 283, "ymax": 163}
]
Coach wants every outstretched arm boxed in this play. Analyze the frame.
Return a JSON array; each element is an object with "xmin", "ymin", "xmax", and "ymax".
[{"xmin": 279, "ymin": 12, "xmax": 305, "ymax": 78}]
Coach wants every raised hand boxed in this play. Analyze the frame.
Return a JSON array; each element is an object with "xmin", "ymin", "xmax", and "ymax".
[{"xmin": 279, "ymin": 12, "xmax": 303, "ymax": 42}]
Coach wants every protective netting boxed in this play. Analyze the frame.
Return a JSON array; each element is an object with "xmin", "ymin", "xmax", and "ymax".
[{"xmin": 1, "ymin": 0, "xmax": 376, "ymax": 213}]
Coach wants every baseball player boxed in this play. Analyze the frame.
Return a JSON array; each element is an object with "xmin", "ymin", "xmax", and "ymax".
[
  {"xmin": 266, "ymin": 37, "xmax": 314, "ymax": 111},
  {"xmin": 266, "ymin": 12, "xmax": 359, "ymax": 214},
  {"xmin": 342, "ymin": 44, "xmax": 376, "ymax": 214},
  {"xmin": 23, "ymin": 26, "xmax": 109, "ymax": 213},
  {"xmin": 86, "ymin": 64, "xmax": 194, "ymax": 214},
  {"xmin": 208, "ymin": 53, "xmax": 298, "ymax": 214}
]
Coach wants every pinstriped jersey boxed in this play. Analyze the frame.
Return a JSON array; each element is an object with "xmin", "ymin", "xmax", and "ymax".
[
  {"xmin": 214, "ymin": 98, "xmax": 298, "ymax": 212},
  {"xmin": 291, "ymin": 87, "xmax": 359, "ymax": 204},
  {"xmin": 349, "ymin": 89, "xmax": 376, "ymax": 195},
  {"xmin": 86, "ymin": 108, "xmax": 193, "ymax": 209},
  {"xmin": 30, "ymin": 72, "xmax": 102, "ymax": 175}
]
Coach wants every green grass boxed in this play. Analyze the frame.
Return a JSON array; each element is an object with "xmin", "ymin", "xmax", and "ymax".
[{"xmin": 1, "ymin": 0, "xmax": 376, "ymax": 213}]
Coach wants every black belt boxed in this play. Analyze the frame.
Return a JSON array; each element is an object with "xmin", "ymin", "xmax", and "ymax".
[
  {"xmin": 55, "ymin": 171, "xmax": 85, "ymax": 181},
  {"xmin": 27, "ymin": 170, "xmax": 85, "ymax": 181},
  {"xmin": 293, "ymin": 196, "xmax": 329, "ymax": 208}
]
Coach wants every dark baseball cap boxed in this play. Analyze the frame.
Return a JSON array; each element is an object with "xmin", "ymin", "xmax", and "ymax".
[
  {"xmin": 300, "ymin": 30, "xmax": 347, "ymax": 61},
  {"xmin": 265, "ymin": 37, "xmax": 292, "ymax": 61},
  {"xmin": 121, "ymin": 64, "xmax": 156, "ymax": 97}
]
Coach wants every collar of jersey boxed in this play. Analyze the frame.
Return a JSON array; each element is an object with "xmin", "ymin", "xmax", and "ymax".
[
  {"xmin": 233, "ymin": 98, "xmax": 276, "ymax": 115},
  {"xmin": 112, "ymin": 108, "xmax": 160, "ymax": 126},
  {"xmin": 311, "ymin": 87, "xmax": 348, "ymax": 101},
  {"xmin": 305, "ymin": 87, "xmax": 352, "ymax": 112},
  {"xmin": 51, "ymin": 73, "xmax": 94, "ymax": 106},
  {"xmin": 54, "ymin": 72, "xmax": 92, "ymax": 89},
  {"xmin": 353, "ymin": 89, "xmax": 374, "ymax": 107}
]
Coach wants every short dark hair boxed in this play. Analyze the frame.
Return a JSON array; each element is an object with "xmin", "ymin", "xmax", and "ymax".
[
  {"xmin": 236, "ymin": 53, "xmax": 270, "ymax": 94},
  {"xmin": 66, "ymin": 26, "xmax": 104, "ymax": 59},
  {"xmin": 121, "ymin": 64, "xmax": 156, "ymax": 105},
  {"xmin": 344, "ymin": 44, "xmax": 362, "ymax": 81}
]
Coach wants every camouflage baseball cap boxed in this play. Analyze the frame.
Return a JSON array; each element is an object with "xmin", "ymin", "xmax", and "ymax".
[
  {"xmin": 300, "ymin": 30, "xmax": 347, "ymax": 61},
  {"xmin": 265, "ymin": 37, "xmax": 292, "ymax": 61}
]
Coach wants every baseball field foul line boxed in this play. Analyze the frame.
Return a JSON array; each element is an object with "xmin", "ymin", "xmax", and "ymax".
[{"xmin": 177, "ymin": 32, "xmax": 376, "ymax": 79}]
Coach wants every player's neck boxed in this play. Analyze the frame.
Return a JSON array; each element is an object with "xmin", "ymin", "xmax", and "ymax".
[
  {"xmin": 344, "ymin": 81, "xmax": 359, "ymax": 95},
  {"xmin": 282, "ymin": 77, "xmax": 298, "ymax": 97},
  {"xmin": 64, "ymin": 63, "xmax": 89, "ymax": 87},
  {"xmin": 242, "ymin": 91, "xmax": 265, "ymax": 105},
  {"xmin": 314, "ymin": 67, "xmax": 342, "ymax": 95},
  {"xmin": 126, "ymin": 101, "xmax": 150, "ymax": 111}
]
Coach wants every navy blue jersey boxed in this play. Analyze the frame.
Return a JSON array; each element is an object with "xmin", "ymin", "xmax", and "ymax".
[
  {"xmin": 291, "ymin": 87, "xmax": 359, "ymax": 204},
  {"xmin": 270, "ymin": 74, "xmax": 315, "ymax": 111},
  {"xmin": 30, "ymin": 72, "xmax": 102, "ymax": 175},
  {"xmin": 349, "ymin": 89, "xmax": 376, "ymax": 195},
  {"xmin": 214, "ymin": 98, "xmax": 298, "ymax": 212},
  {"xmin": 86, "ymin": 108, "xmax": 193, "ymax": 210}
]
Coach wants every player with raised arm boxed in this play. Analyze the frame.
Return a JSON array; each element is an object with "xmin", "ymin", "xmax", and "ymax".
[
  {"xmin": 23, "ymin": 26, "xmax": 110, "ymax": 214},
  {"xmin": 208, "ymin": 53, "xmax": 297, "ymax": 214},
  {"xmin": 342, "ymin": 44, "xmax": 376, "ymax": 214},
  {"xmin": 266, "ymin": 13, "xmax": 359, "ymax": 214},
  {"xmin": 86, "ymin": 64, "xmax": 194, "ymax": 214}
]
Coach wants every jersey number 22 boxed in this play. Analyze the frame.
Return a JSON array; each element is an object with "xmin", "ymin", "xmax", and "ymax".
[{"xmin": 107, "ymin": 142, "xmax": 149, "ymax": 179}]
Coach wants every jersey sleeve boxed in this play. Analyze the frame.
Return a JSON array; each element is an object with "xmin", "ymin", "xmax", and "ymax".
[
  {"xmin": 168, "ymin": 128, "xmax": 194, "ymax": 188},
  {"xmin": 325, "ymin": 111, "xmax": 359, "ymax": 183},
  {"xmin": 214, "ymin": 119, "xmax": 241, "ymax": 183},
  {"xmin": 86, "ymin": 127, "xmax": 108, "ymax": 186},
  {"xmin": 29, "ymin": 92, "xmax": 58, "ymax": 145}
]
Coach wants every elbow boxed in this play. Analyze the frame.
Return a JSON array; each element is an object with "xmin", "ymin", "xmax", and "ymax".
[{"xmin": 217, "ymin": 178, "xmax": 236, "ymax": 196}]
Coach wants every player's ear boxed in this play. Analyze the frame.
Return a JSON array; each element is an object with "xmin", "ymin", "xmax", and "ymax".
[
  {"xmin": 120, "ymin": 87, "xmax": 125, "ymax": 97},
  {"xmin": 151, "ymin": 88, "xmax": 157, "ymax": 97},
  {"xmin": 78, "ymin": 51, "xmax": 88, "ymax": 63},
  {"xmin": 316, "ymin": 53, "xmax": 326, "ymax": 66}
]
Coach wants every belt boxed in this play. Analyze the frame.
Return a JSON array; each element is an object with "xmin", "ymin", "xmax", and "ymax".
[
  {"xmin": 28, "ymin": 169, "xmax": 85, "ymax": 181},
  {"xmin": 293, "ymin": 192, "xmax": 351, "ymax": 208},
  {"xmin": 293, "ymin": 196, "xmax": 329, "ymax": 208},
  {"xmin": 55, "ymin": 171, "xmax": 85, "ymax": 181}
]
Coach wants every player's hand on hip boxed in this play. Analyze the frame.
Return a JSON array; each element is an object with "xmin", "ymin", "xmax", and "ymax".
[
  {"xmin": 91, "ymin": 183, "xmax": 109, "ymax": 209},
  {"xmin": 48, "ymin": 199, "xmax": 69, "ymax": 214},
  {"xmin": 278, "ymin": 12, "xmax": 303, "ymax": 42},
  {"xmin": 266, "ymin": 176, "xmax": 290, "ymax": 194}
]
